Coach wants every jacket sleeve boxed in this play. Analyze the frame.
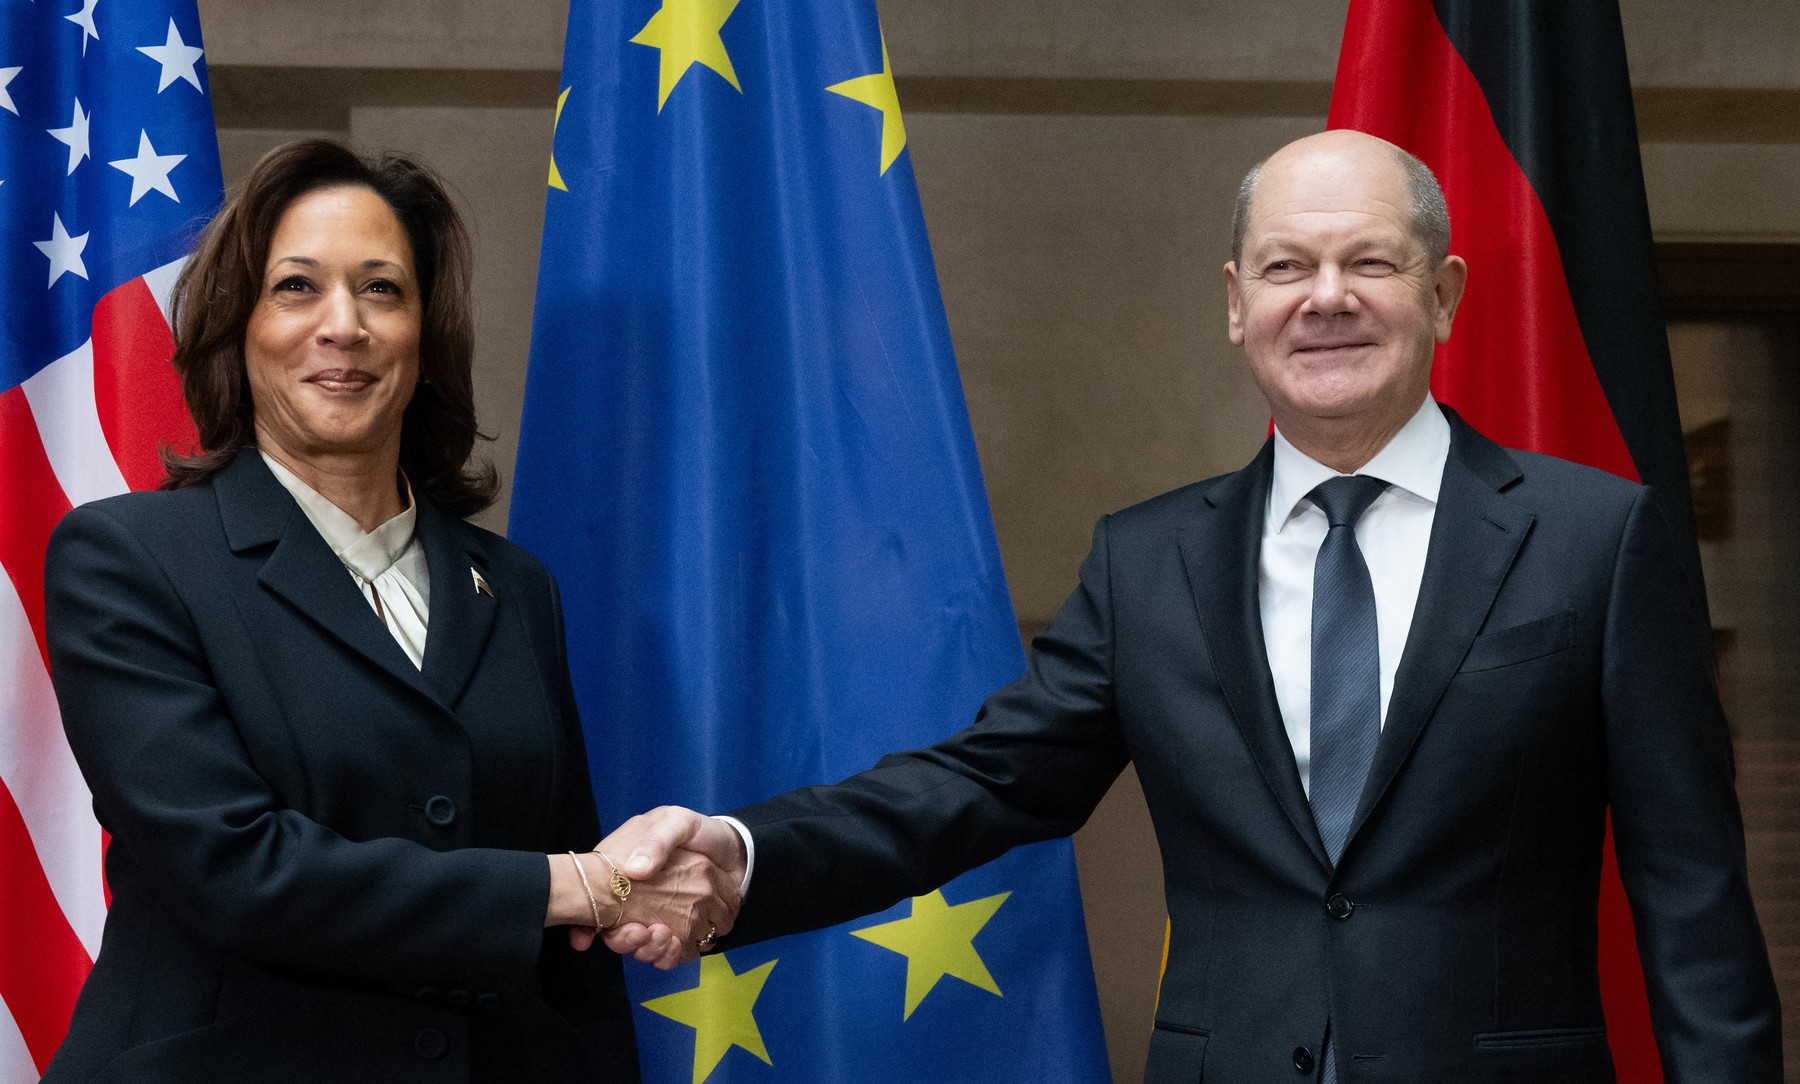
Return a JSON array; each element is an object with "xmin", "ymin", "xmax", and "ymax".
[
  {"xmin": 1600, "ymin": 487, "xmax": 1783, "ymax": 1081},
  {"xmin": 729, "ymin": 515, "xmax": 1131, "ymax": 943},
  {"xmin": 46, "ymin": 501, "xmax": 551, "ymax": 998}
]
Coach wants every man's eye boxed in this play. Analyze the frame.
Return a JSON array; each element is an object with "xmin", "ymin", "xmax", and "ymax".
[{"xmin": 1355, "ymin": 259, "xmax": 1396, "ymax": 274}]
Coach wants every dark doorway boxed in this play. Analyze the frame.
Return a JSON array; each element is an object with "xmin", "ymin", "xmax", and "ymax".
[{"xmin": 1659, "ymin": 241, "xmax": 1800, "ymax": 1075}]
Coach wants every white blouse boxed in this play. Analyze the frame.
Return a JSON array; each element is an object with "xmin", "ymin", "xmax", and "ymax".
[{"xmin": 261, "ymin": 451, "xmax": 430, "ymax": 669}]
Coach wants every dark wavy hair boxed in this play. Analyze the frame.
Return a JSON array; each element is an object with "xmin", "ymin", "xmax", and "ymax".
[{"xmin": 160, "ymin": 138, "xmax": 496, "ymax": 517}]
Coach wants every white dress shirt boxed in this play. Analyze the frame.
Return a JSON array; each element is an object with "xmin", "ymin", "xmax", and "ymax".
[
  {"xmin": 262, "ymin": 451, "xmax": 431, "ymax": 669},
  {"xmin": 1259, "ymin": 396, "xmax": 1450, "ymax": 795}
]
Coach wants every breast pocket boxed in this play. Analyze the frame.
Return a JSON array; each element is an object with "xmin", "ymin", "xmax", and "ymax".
[
  {"xmin": 1459, "ymin": 609, "xmax": 1575, "ymax": 673},
  {"xmin": 1145, "ymin": 1021, "xmax": 1210, "ymax": 1084},
  {"xmin": 1473, "ymin": 1025, "xmax": 1606, "ymax": 1050},
  {"xmin": 1471, "ymin": 1025, "xmax": 1612, "ymax": 1082}
]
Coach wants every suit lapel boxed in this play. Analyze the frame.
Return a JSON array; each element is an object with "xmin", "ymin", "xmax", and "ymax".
[
  {"xmin": 1180, "ymin": 440, "xmax": 1332, "ymax": 872},
  {"xmin": 215, "ymin": 448, "xmax": 437, "ymax": 702},
  {"xmin": 416, "ymin": 498, "xmax": 498, "ymax": 708},
  {"xmin": 1347, "ymin": 411, "xmax": 1535, "ymax": 844}
]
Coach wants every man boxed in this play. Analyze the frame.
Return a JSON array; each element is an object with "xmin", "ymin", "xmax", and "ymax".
[{"xmin": 608, "ymin": 130, "xmax": 1781, "ymax": 1082}]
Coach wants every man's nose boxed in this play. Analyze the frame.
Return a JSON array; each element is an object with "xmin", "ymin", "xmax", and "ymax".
[{"xmin": 1301, "ymin": 263, "xmax": 1354, "ymax": 314}]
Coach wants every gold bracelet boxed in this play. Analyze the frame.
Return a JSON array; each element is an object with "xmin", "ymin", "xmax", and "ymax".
[
  {"xmin": 597, "ymin": 851, "xmax": 634, "ymax": 906},
  {"xmin": 568, "ymin": 851, "xmax": 607, "ymax": 930}
]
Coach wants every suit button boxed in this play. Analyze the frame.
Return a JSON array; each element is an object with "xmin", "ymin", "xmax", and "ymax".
[
  {"xmin": 1325, "ymin": 893, "xmax": 1354, "ymax": 920},
  {"xmin": 413, "ymin": 985, "xmax": 442, "ymax": 1003},
  {"xmin": 423, "ymin": 796, "xmax": 457, "ymax": 827},
  {"xmin": 475, "ymin": 992, "xmax": 500, "ymax": 1009},
  {"xmin": 1293, "ymin": 1045, "xmax": 1315, "ymax": 1072},
  {"xmin": 414, "ymin": 1027, "xmax": 448, "ymax": 1060},
  {"xmin": 446, "ymin": 988, "xmax": 471, "ymax": 1006}
]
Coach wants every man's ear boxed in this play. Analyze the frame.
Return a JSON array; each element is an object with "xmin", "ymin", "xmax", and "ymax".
[
  {"xmin": 1433, "ymin": 255, "xmax": 1469, "ymax": 343},
  {"xmin": 1225, "ymin": 261, "xmax": 1246, "ymax": 346}
]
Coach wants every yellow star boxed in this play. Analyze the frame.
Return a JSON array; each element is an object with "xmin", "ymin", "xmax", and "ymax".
[
  {"xmin": 851, "ymin": 888, "xmax": 1011, "ymax": 1020},
  {"xmin": 642, "ymin": 954, "xmax": 778, "ymax": 1084},
  {"xmin": 826, "ymin": 33, "xmax": 907, "ymax": 175},
  {"xmin": 548, "ymin": 87, "xmax": 571, "ymax": 191},
  {"xmin": 629, "ymin": 0, "xmax": 743, "ymax": 113}
]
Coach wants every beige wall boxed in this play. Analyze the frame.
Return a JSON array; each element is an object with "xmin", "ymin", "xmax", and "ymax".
[
  {"xmin": 198, "ymin": 2, "xmax": 1800, "ymax": 1079},
  {"xmin": 201, "ymin": 0, "xmax": 1800, "ymax": 87}
]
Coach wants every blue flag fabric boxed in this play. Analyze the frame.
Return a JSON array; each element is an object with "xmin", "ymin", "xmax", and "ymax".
[
  {"xmin": 509, "ymin": 1, "xmax": 1112, "ymax": 1082},
  {"xmin": 1, "ymin": 1, "xmax": 221, "ymax": 392}
]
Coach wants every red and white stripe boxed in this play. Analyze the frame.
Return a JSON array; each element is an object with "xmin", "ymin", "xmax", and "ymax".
[{"xmin": 0, "ymin": 256, "xmax": 193, "ymax": 1079}]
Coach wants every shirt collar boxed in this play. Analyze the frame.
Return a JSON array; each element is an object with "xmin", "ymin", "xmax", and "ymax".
[
  {"xmin": 260, "ymin": 449, "xmax": 418, "ymax": 579},
  {"xmin": 1265, "ymin": 394, "xmax": 1451, "ymax": 535}
]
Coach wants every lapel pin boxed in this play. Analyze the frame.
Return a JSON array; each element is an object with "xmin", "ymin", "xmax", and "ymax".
[{"xmin": 471, "ymin": 567, "xmax": 493, "ymax": 598}]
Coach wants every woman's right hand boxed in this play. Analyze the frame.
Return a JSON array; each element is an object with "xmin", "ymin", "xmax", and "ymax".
[{"xmin": 546, "ymin": 806, "xmax": 746, "ymax": 966}]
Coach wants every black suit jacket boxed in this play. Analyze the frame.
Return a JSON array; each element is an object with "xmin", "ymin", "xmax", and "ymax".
[
  {"xmin": 43, "ymin": 449, "xmax": 638, "ymax": 1083},
  {"xmin": 729, "ymin": 409, "xmax": 1780, "ymax": 1083}
]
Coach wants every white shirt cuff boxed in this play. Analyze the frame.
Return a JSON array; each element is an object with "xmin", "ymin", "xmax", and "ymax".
[{"xmin": 711, "ymin": 814, "xmax": 755, "ymax": 895}]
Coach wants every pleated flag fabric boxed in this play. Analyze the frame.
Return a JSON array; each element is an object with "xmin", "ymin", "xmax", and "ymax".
[
  {"xmin": 509, "ymin": 1, "xmax": 1111, "ymax": 1081},
  {"xmin": 1330, "ymin": 2, "xmax": 1707, "ymax": 1078},
  {"xmin": 0, "ymin": 2, "xmax": 221, "ymax": 1077}
]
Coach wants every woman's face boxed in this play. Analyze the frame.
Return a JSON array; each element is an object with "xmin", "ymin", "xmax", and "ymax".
[{"xmin": 245, "ymin": 184, "xmax": 422, "ymax": 470}]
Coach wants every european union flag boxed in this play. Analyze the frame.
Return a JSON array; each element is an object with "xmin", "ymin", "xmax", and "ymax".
[{"xmin": 509, "ymin": 1, "xmax": 1111, "ymax": 1082}]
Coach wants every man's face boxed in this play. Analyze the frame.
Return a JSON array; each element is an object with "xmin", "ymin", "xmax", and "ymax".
[{"xmin": 1225, "ymin": 135, "xmax": 1465, "ymax": 441}]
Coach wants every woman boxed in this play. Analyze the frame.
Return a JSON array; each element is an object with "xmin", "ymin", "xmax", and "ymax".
[{"xmin": 42, "ymin": 140, "xmax": 731, "ymax": 1082}]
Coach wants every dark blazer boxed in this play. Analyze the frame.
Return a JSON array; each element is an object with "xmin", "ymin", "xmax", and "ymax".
[
  {"xmin": 728, "ymin": 409, "xmax": 1781, "ymax": 1083},
  {"xmin": 43, "ymin": 449, "xmax": 639, "ymax": 1083}
]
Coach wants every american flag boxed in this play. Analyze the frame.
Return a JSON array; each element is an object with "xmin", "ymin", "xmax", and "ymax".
[{"xmin": 0, "ymin": 1, "xmax": 220, "ymax": 1076}]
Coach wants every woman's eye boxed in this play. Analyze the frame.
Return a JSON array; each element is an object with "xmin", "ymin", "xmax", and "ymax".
[
  {"xmin": 365, "ymin": 279, "xmax": 404, "ymax": 297},
  {"xmin": 272, "ymin": 275, "xmax": 312, "ymax": 293}
]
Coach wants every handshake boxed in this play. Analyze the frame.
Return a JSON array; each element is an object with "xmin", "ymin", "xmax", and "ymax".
[{"xmin": 547, "ymin": 807, "xmax": 747, "ymax": 970}]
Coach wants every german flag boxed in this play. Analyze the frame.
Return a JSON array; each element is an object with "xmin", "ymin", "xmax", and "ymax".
[{"xmin": 1329, "ymin": 2, "xmax": 1704, "ymax": 1080}]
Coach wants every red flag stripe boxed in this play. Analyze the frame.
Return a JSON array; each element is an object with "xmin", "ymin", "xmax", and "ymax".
[
  {"xmin": 1, "ymin": 273, "xmax": 186, "ymax": 1071},
  {"xmin": 0, "ymin": 771, "xmax": 92, "ymax": 1074},
  {"xmin": 1328, "ymin": 2, "xmax": 1661, "ymax": 1078},
  {"xmin": 21, "ymin": 341, "xmax": 132, "ymax": 511},
  {"xmin": 0, "ymin": 387, "xmax": 73, "ymax": 668},
  {"xmin": 91, "ymin": 271, "xmax": 194, "ymax": 493},
  {"xmin": 1, "ymin": 0, "xmax": 223, "ymax": 1067},
  {"xmin": 0, "ymin": 568, "xmax": 106, "ymax": 956},
  {"xmin": 0, "ymin": 378, "xmax": 103, "ymax": 1077},
  {"xmin": 1328, "ymin": 0, "xmax": 1637, "ymax": 482}
]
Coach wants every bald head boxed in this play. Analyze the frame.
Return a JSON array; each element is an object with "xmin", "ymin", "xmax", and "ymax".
[
  {"xmin": 1231, "ymin": 131, "xmax": 1450, "ymax": 267},
  {"xmin": 1223, "ymin": 128, "xmax": 1469, "ymax": 472}
]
